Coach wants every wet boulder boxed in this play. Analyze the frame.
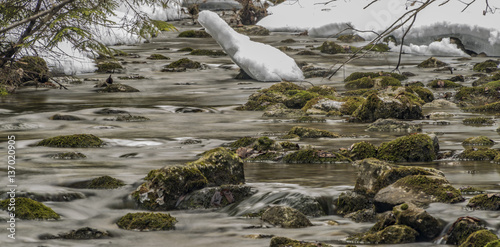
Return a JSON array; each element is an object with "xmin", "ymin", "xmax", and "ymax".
[
  {"xmin": 96, "ymin": 83, "xmax": 140, "ymax": 93},
  {"xmin": 335, "ymin": 192, "xmax": 373, "ymax": 216},
  {"xmin": 377, "ymin": 134, "xmax": 438, "ymax": 162},
  {"xmin": 417, "ymin": 57, "xmax": 448, "ymax": 68},
  {"xmin": 261, "ymin": 206, "xmax": 312, "ymax": 228},
  {"xmin": 345, "ymin": 77, "xmax": 374, "ymax": 89},
  {"xmin": 319, "ymin": 41, "xmax": 343, "ymax": 54},
  {"xmin": 466, "ymin": 193, "xmax": 500, "ymax": 210},
  {"xmin": 353, "ymin": 158, "xmax": 443, "ymax": 197},
  {"xmin": 37, "ymin": 134, "xmax": 103, "ymax": 148},
  {"xmin": 237, "ymin": 82, "xmax": 304, "ymax": 111},
  {"xmin": 116, "ymin": 212, "xmax": 177, "ymax": 231},
  {"xmin": 358, "ymin": 225, "xmax": 418, "ymax": 244},
  {"xmin": 345, "ymin": 208, "xmax": 376, "ymax": 222},
  {"xmin": 49, "ymin": 114, "xmax": 83, "ymax": 121},
  {"xmin": 269, "ymin": 236, "xmax": 326, "ymax": 247},
  {"xmin": 349, "ymin": 141, "xmax": 377, "ymax": 160},
  {"xmin": 175, "ymin": 185, "xmax": 255, "ymax": 210},
  {"xmin": 0, "ymin": 198, "xmax": 60, "ymax": 220},
  {"xmin": 283, "ymin": 149, "xmax": 351, "ymax": 164},
  {"xmin": 51, "ymin": 152, "xmax": 86, "ymax": 159},
  {"xmin": 132, "ymin": 147, "xmax": 244, "ymax": 210},
  {"xmin": 366, "ymin": 118, "xmax": 422, "ymax": 132},
  {"xmin": 473, "ymin": 59, "xmax": 500, "ymax": 72},
  {"xmin": 178, "ymin": 30, "xmax": 210, "ymax": 38},
  {"xmin": 147, "ymin": 54, "xmax": 170, "ymax": 60},
  {"xmin": 87, "ymin": 175, "xmax": 125, "ymax": 189},
  {"xmin": 287, "ymin": 126, "xmax": 339, "ymax": 138},
  {"xmin": 40, "ymin": 227, "xmax": 111, "ymax": 240},
  {"xmin": 458, "ymin": 147, "xmax": 499, "ymax": 161},
  {"xmin": 374, "ymin": 175, "xmax": 464, "ymax": 210},
  {"xmin": 460, "ymin": 230, "xmax": 499, "ymax": 247},
  {"xmin": 350, "ymin": 93, "xmax": 423, "ymax": 123},
  {"xmin": 443, "ymin": 216, "xmax": 486, "ymax": 245},
  {"xmin": 164, "ymin": 58, "xmax": 202, "ymax": 69},
  {"xmin": 462, "ymin": 136, "xmax": 495, "ymax": 146},
  {"xmin": 392, "ymin": 203, "xmax": 443, "ymax": 241},
  {"xmin": 345, "ymin": 72, "xmax": 407, "ymax": 82}
]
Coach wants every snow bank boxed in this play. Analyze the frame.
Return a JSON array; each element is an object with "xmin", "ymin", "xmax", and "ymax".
[
  {"xmin": 389, "ymin": 38, "xmax": 468, "ymax": 57},
  {"xmin": 258, "ymin": 0, "xmax": 500, "ymax": 56},
  {"xmin": 198, "ymin": 10, "xmax": 304, "ymax": 82}
]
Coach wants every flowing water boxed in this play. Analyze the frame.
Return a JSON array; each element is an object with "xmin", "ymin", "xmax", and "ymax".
[{"xmin": 1, "ymin": 20, "xmax": 500, "ymax": 247}]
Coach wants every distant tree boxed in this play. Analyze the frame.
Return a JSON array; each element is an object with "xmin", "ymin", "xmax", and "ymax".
[{"xmin": 0, "ymin": 0, "xmax": 177, "ymax": 69}]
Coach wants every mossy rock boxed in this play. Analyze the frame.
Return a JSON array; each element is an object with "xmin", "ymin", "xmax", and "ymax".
[
  {"xmin": 456, "ymin": 81, "xmax": 500, "ymax": 104},
  {"xmin": 359, "ymin": 225, "xmax": 418, "ymax": 244},
  {"xmin": 233, "ymin": 25, "xmax": 269, "ymax": 36},
  {"xmin": 349, "ymin": 141, "xmax": 377, "ymax": 160},
  {"xmin": 340, "ymin": 96, "xmax": 365, "ymax": 115},
  {"xmin": 188, "ymin": 147, "xmax": 245, "ymax": 186},
  {"xmin": 345, "ymin": 77, "xmax": 374, "ymax": 89},
  {"xmin": 146, "ymin": 54, "xmax": 170, "ymax": 60},
  {"xmin": 363, "ymin": 43, "xmax": 390, "ymax": 52},
  {"xmin": 296, "ymin": 50, "xmax": 317, "ymax": 56},
  {"xmin": 279, "ymin": 141, "xmax": 300, "ymax": 150},
  {"xmin": 462, "ymin": 136, "xmax": 495, "ymax": 146},
  {"xmin": 165, "ymin": 58, "xmax": 201, "ymax": 69},
  {"xmin": 392, "ymin": 202, "xmax": 443, "ymax": 241},
  {"xmin": 366, "ymin": 118, "xmax": 422, "ymax": 132},
  {"xmin": 14, "ymin": 56, "xmax": 49, "ymax": 82},
  {"xmin": 189, "ymin": 49, "xmax": 226, "ymax": 56},
  {"xmin": 39, "ymin": 227, "xmax": 110, "ymax": 240},
  {"xmin": 458, "ymin": 147, "xmax": 499, "ymax": 161},
  {"xmin": 417, "ymin": 57, "xmax": 448, "ymax": 68},
  {"xmin": 281, "ymin": 38, "xmax": 296, "ymax": 43},
  {"xmin": 445, "ymin": 217, "xmax": 486, "ymax": 245},
  {"xmin": 345, "ymin": 72, "xmax": 407, "ymax": 82},
  {"xmin": 261, "ymin": 206, "xmax": 312, "ymax": 228},
  {"xmin": 49, "ymin": 114, "xmax": 83, "ymax": 121},
  {"xmin": 459, "ymin": 230, "xmax": 499, "ymax": 247},
  {"xmin": 114, "ymin": 115, "xmax": 149, "ymax": 122},
  {"xmin": 464, "ymin": 102, "xmax": 500, "ymax": 112},
  {"xmin": 95, "ymin": 62, "xmax": 123, "ymax": 73},
  {"xmin": 377, "ymin": 134, "xmax": 436, "ymax": 162},
  {"xmin": 336, "ymin": 192, "xmax": 372, "ymax": 215},
  {"xmin": 407, "ymin": 86, "xmax": 434, "ymax": 103},
  {"xmin": 0, "ymin": 198, "xmax": 60, "ymax": 220},
  {"xmin": 116, "ymin": 212, "xmax": 177, "ymax": 231},
  {"xmin": 96, "ymin": 83, "xmax": 140, "ymax": 93},
  {"xmin": 376, "ymin": 76, "xmax": 401, "ymax": 88},
  {"xmin": 251, "ymin": 136, "xmax": 278, "ymax": 151},
  {"xmin": 337, "ymin": 34, "xmax": 365, "ymax": 43},
  {"xmin": 178, "ymin": 30, "xmax": 210, "ymax": 38},
  {"xmin": 237, "ymin": 82, "xmax": 304, "ymax": 111},
  {"xmin": 178, "ymin": 47, "xmax": 194, "ymax": 52},
  {"xmin": 37, "ymin": 134, "xmax": 103, "ymax": 148},
  {"xmin": 351, "ymin": 93, "xmax": 422, "ymax": 123},
  {"xmin": 319, "ymin": 41, "xmax": 343, "ymax": 54},
  {"xmin": 466, "ymin": 194, "xmax": 500, "ymax": 210},
  {"xmin": 87, "ymin": 176, "xmax": 125, "ymax": 189},
  {"xmin": 463, "ymin": 117, "xmax": 494, "ymax": 126},
  {"xmin": 175, "ymin": 184, "xmax": 255, "ymax": 210},
  {"xmin": 283, "ymin": 149, "xmax": 351, "ymax": 163},
  {"xmin": 307, "ymin": 85, "xmax": 337, "ymax": 96},
  {"xmin": 269, "ymin": 236, "xmax": 324, "ymax": 247},
  {"xmin": 51, "ymin": 152, "xmax": 86, "ymax": 159},
  {"xmin": 230, "ymin": 137, "xmax": 257, "ymax": 149},
  {"xmin": 287, "ymin": 126, "xmax": 339, "ymax": 138},
  {"xmin": 284, "ymin": 90, "xmax": 319, "ymax": 109},
  {"xmin": 262, "ymin": 103, "xmax": 306, "ymax": 118},
  {"xmin": 473, "ymin": 60, "xmax": 500, "ymax": 72},
  {"xmin": 293, "ymin": 116, "xmax": 326, "ymax": 123},
  {"xmin": 486, "ymin": 240, "xmax": 500, "ymax": 247},
  {"xmin": 427, "ymin": 79, "xmax": 462, "ymax": 88}
]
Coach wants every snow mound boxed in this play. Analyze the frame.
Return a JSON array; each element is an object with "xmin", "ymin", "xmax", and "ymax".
[
  {"xmin": 390, "ymin": 38, "xmax": 468, "ymax": 57},
  {"xmin": 198, "ymin": 10, "xmax": 304, "ymax": 82}
]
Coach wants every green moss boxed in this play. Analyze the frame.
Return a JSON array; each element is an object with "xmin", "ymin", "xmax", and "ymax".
[
  {"xmin": 284, "ymin": 90, "xmax": 319, "ymax": 109},
  {"xmin": 427, "ymin": 79, "xmax": 462, "ymax": 88},
  {"xmin": 447, "ymin": 218, "xmax": 486, "ymax": 245},
  {"xmin": 360, "ymin": 225, "xmax": 418, "ymax": 244},
  {"xmin": 114, "ymin": 115, "xmax": 149, "ymax": 122},
  {"xmin": 279, "ymin": 141, "xmax": 300, "ymax": 150},
  {"xmin": 147, "ymin": 54, "xmax": 170, "ymax": 60},
  {"xmin": 463, "ymin": 136, "xmax": 495, "ymax": 146},
  {"xmin": 394, "ymin": 175, "xmax": 464, "ymax": 203},
  {"xmin": 400, "ymin": 203, "xmax": 409, "ymax": 210},
  {"xmin": 459, "ymin": 230, "xmax": 499, "ymax": 247},
  {"xmin": 459, "ymin": 186, "xmax": 485, "ymax": 195},
  {"xmin": 187, "ymin": 147, "xmax": 244, "ymax": 186},
  {"xmin": 0, "ymin": 198, "xmax": 60, "ymax": 220},
  {"xmin": 269, "ymin": 236, "xmax": 323, "ymax": 247},
  {"xmin": 87, "ymin": 175, "xmax": 125, "ymax": 189},
  {"xmin": 238, "ymin": 82, "xmax": 306, "ymax": 111},
  {"xmin": 485, "ymin": 240, "xmax": 500, "ymax": 247},
  {"xmin": 265, "ymin": 82, "xmax": 305, "ymax": 93},
  {"xmin": 281, "ymin": 133, "xmax": 299, "ymax": 140},
  {"xmin": 281, "ymin": 38, "xmax": 296, "ymax": 43},
  {"xmin": 458, "ymin": 147, "xmax": 499, "ymax": 160},
  {"xmin": 165, "ymin": 58, "xmax": 201, "ymax": 69},
  {"xmin": 345, "ymin": 72, "xmax": 406, "ymax": 82},
  {"xmin": 251, "ymin": 136, "xmax": 276, "ymax": 151},
  {"xmin": 463, "ymin": 117, "xmax": 495, "ymax": 126},
  {"xmin": 14, "ymin": 56, "xmax": 49, "ymax": 82},
  {"xmin": 0, "ymin": 85, "xmax": 9, "ymax": 96},
  {"xmin": 288, "ymin": 126, "xmax": 339, "ymax": 138},
  {"xmin": 473, "ymin": 60, "xmax": 500, "ymax": 72},
  {"xmin": 407, "ymin": 86, "xmax": 434, "ymax": 103},
  {"xmin": 294, "ymin": 116, "xmax": 326, "ymax": 123},
  {"xmin": 51, "ymin": 152, "xmax": 86, "ymax": 159},
  {"xmin": 261, "ymin": 206, "xmax": 312, "ymax": 228},
  {"xmin": 151, "ymin": 20, "xmax": 175, "ymax": 31},
  {"xmin": 178, "ymin": 47, "xmax": 194, "ymax": 52},
  {"xmin": 319, "ymin": 41, "xmax": 344, "ymax": 54},
  {"xmin": 189, "ymin": 49, "xmax": 226, "ymax": 56},
  {"xmin": 369, "ymin": 166, "xmax": 440, "ymax": 196},
  {"xmin": 283, "ymin": 149, "xmax": 351, "ymax": 163},
  {"xmin": 363, "ymin": 43, "xmax": 390, "ymax": 52},
  {"xmin": 466, "ymin": 194, "xmax": 500, "ymax": 210},
  {"xmin": 95, "ymin": 62, "xmax": 123, "ymax": 73},
  {"xmin": 350, "ymin": 141, "xmax": 377, "ymax": 160},
  {"xmin": 178, "ymin": 30, "xmax": 210, "ymax": 38},
  {"xmin": 326, "ymin": 110, "xmax": 342, "ymax": 116},
  {"xmin": 345, "ymin": 77, "xmax": 374, "ymax": 89},
  {"xmin": 417, "ymin": 57, "xmax": 448, "ymax": 68},
  {"xmin": 37, "ymin": 134, "xmax": 103, "ymax": 148},
  {"xmin": 377, "ymin": 76, "xmax": 401, "ymax": 88},
  {"xmin": 377, "ymin": 134, "xmax": 436, "ymax": 162},
  {"xmin": 230, "ymin": 137, "xmax": 257, "ymax": 149},
  {"xmin": 116, "ymin": 212, "xmax": 177, "ymax": 231},
  {"xmin": 307, "ymin": 85, "xmax": 336, "ymax": 96}
]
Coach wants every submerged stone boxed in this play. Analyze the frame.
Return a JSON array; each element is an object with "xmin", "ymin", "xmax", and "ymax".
[
  {"xmin": 473, "ymin": 60, "xmax": 500, "ymax": 72},
  {"xmin": 261, "ymin": 206, "xmax": 312, "ymax": 228},
  {"xmin": 37, "ymin": 134, "xmax": 103, "ymax": 148},
  {"xmin": 351, "ymin": 93, "xmax": 423, "ymax": 123},
  {"xmin": 269, "ymin": 236, "xmax": 326, "ymax": 247},
  {"xmin": 116, "ymin": 212, "xmax": 177, "ymax": 231},
  {"xmin": 40, "ymin": 227, "xmax": 111, "ymax": 240},
  {"xmin": 87, "ymin": 175, "xmax": 125, "ymax": 189},
  {"xmin": 49, "ymin": 114, "xmax": 83, "ymax": 121},
  {"xmin": 96, "ymin": 83, "xmax": 140, "ymax": 93},
  {"xmin": 51, "ymin": 152, "xmax": 86, "ymax": 159},
  {"xmin": 287, "ymin": 126, "xmax": 339, "ymax": 138}
]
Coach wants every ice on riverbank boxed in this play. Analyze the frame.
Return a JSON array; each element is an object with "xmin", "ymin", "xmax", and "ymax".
[{"xmin": 198, "ymin": 10, "xmax": 304, "ymax": 82}]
